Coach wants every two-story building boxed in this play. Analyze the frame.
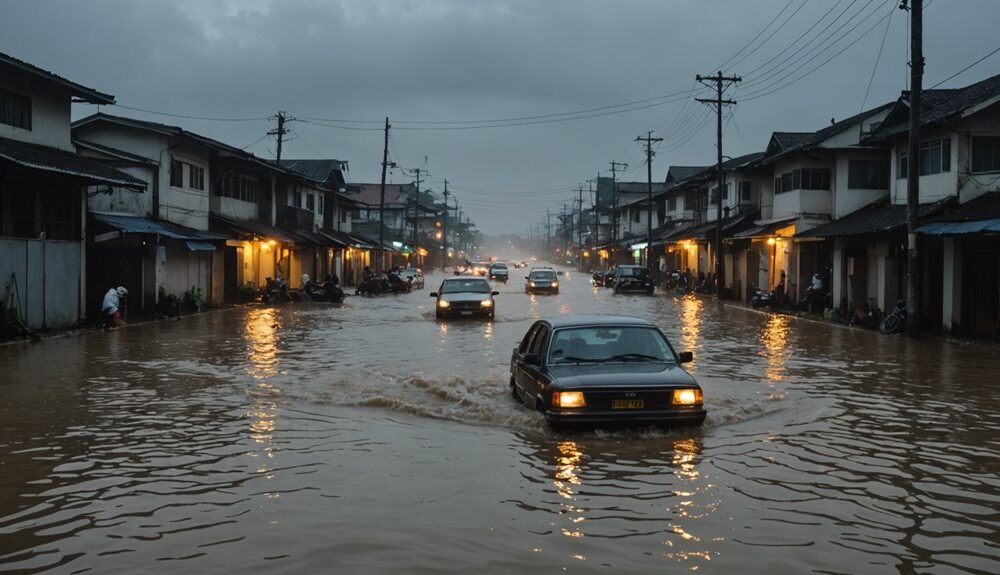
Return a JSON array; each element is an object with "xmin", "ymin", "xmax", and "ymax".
[
  {"xmin": 804, "ymin": 73, "xmax": 1000, "ymax": 336},
  {"xmin": 0, "ymin": 53, "xmax": 144, "ymax": 332}
]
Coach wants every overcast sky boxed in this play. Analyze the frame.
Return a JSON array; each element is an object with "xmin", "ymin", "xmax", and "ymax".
[{"xmin": 3, "ymin": 0, "xmax": 998, "ymax": 234}]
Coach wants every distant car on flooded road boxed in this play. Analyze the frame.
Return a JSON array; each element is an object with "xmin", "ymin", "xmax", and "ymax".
[
  {"xmin": 399, "ymin": 267, "xmax": 424, "ymax": 289},
  {"xmin": 509, "ymin": 315, "xmax": 705, "ymax": 429},
  {"xmin": 430, "ymin": 276, "xmax": 498, "ymax": 320},
  {"xmin": 525, "ymin": 267, "xmax": 559, "ymax": 294},
  {"xmin": 611, "ymin": 265, "xmax": 654, "ymax": 295},
  {"xmin": 488, "ymin": 262, "xmax": 509, "ymax": 282}
]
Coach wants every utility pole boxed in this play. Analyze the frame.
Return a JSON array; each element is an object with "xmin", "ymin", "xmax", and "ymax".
[
  {"xmin": 442, "ymin": 180, "xmax": 449, "ymax": 271},
  {"xmin": 905, "ymin": 0, "xmax": 923, "ymax": 336},
  {"xmin": 589, "ymin": 174, "xmax": 600, "ymax": 254},
  {"xmin": 377, "ymin": 117, "xmax": 394, "ymax": 273},
  {"xmin": 562, "ymin": 204, "xmax": 570, "ymax": 255},
  {"xmin": 546, "ymin": 209, "xmax": 552, "ymax": 260},
  {"xmin": 609, "ymin": 161, "xmax": 627, "ymax": 263},
  {"xmin": 408, "ymin": 166, "xmax": 429, "ymax": 267},
  {"xmin": 268, "ymin": 111, "xmax": 291, "ymax": 164},
  {"xmin": 577, "ymin": 185, "xmax": 584, "ymax": 271},
  {"xmin": 636, "ymin": 131, "xmax": 663, "ymax": 267},
  {"xmin": 697, "ymin": 71, "xmax": 741, "ymax": 299}
]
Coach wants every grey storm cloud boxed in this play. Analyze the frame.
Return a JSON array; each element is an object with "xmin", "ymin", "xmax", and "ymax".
[{"xmin": 3, "ymin": 0, "xmax": 998, "ymax": 234}]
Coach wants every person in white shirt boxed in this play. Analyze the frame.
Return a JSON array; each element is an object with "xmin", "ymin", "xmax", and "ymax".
[{"xmin": 102, "ymin": 286, "xmax": 128, "ymax": 327}]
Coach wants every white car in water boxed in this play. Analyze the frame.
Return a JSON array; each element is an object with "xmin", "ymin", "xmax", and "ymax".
[{"xmin": 399, "ymin": 267, "xmax": 424, "ymax": 289}]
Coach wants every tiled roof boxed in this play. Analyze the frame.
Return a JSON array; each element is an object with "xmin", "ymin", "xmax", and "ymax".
[
  {"xmin": 1, "ymin": 51, "xmax": 114, "ymax": 104},
  {"xmin": 868, "ymin": 73, "xmax": 1000, "ymax": 141},
  {"xmin": 796, "ymin": 198, "xmax": 953, "ymax": 238},
  {"xmin": 665, "ymin": 166, "xmax": 709, "ymax": 184},
  {"xmin": 209, "ymin": 214, "xmax": 298, "ymax": 243},
  {"xmin": 345, "ymin": 183, "xmax": 414, "ymax": 206},
  {"xmin": 279, "ymin": 159, "xmax": 347, "ymax": 184},
  {"xmin": 73, "ymin": 113, "xmax": 280, "ymax": 173},
  {"xmin": 0, "ymin": 136, "xmax": 145, "ymax": 188}
]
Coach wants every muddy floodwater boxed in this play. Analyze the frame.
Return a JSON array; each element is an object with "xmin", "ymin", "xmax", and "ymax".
[{"xmin": 1, "ymin": 268, "xmax": 998, "ymax": 574}]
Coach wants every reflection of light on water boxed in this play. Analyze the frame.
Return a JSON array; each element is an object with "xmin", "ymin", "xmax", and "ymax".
[
  {"xmin": 244, "ymin": 308, "xmax": 279, "ymax": 380},
  {"xmin": 483, "ymin": 322, "xmax": 493, "ymax": 340},
  {"xmin": 663, "ymin": 436, "xmax": 717, "ymax": 568},
  {"xmin": 553, "ymin": 440, "xmax": 587, "ymax": 539},
  {"xmin": 759, "ymin": 314, "xmax": 790, "ymax": 383},
  {"xmin": 679, "ymin": 297, "xmax": 703, "ymax": 366},
  {"xmin": 242, "ymin": 308, "xmax": 280, "ymax": 468},
  {"xmin": 672, "ymin": 437, "xmax": 700, "ymax": 481}
]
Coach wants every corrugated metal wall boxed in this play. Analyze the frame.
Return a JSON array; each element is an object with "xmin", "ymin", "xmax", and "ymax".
[{"xmin": 0, "ymin": 238, "xmax": 81, "ymax": 330}]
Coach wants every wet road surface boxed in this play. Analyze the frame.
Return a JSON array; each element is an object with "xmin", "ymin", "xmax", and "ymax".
[{"xmin": 1, "ymin": 267, "xmax": 999, "ymax": 574}]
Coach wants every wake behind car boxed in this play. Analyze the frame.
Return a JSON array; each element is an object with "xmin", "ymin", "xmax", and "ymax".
[
  {"xmin": 509, "ymin": 315, "xmax": 704, "ymax": 429},
  {"xmin": 488, "ymin": 262, "xmax": 509, "ymax": 282},
  {"xmin": 525, "ymin": 267, "xmax": 559, "ymax": 294},
  {"xmin": 612, "ymin": 265, "xmax": 654, "ymax": 295},
  {"xmin": 430, "ymin": 276, "xmax": 499, "ymax": 320}
]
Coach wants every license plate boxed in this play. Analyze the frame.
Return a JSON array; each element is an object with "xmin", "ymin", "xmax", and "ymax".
[
  {"xmin": 612, "ymin": 399, "xmax": 644, "ymax": 409},
  {"xmin": 460, "ymin": 311, "xmax": 473, "ymax": 316}
]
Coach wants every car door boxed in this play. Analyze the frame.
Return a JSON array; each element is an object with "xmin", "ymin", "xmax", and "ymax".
[
  {"xmin": 513, "ymin": 323, "xmax": 542, "ymax": 394},
  {"xmin": 521, "ymin": 323, "xmax": 550, "ymax": 402}
]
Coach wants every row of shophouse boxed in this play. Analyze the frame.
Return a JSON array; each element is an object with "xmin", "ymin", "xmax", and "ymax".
[
  {"xmin": 0, "ymin": 52, "xmax": 475, "ymax": 332},
  {"xmin": 568, "ymin": 72, "xmax": 1000, "ymax": 338}
]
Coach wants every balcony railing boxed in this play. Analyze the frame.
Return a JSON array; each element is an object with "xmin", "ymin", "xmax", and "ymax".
[{"xmin": 276, "ymin": 204, "xmax": 315, "ymax": 230}]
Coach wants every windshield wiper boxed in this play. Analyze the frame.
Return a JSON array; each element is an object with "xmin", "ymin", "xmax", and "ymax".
[
  {"xmin": 561, "ymin": 356, "xmax": 606, "ymax": 363},
  {"xmin": 606, "ymin": 353, "xmax": 664, "ymax": 362}
]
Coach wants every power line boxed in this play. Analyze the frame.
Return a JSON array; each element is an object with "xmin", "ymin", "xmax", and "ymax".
[
  {"xmin": 860, "ymin": 5, "xmax": 896, "ymax": 113},
  {"xmin": 93, "ymin": 102, "xmax": 270, "ymax": 122},
  {"xmin": 742, "ymin": 2, "xmax": 896, "ymax": 101},
  {"xmin": 727, "ymin": 0, "xmax": 813, "ymax": 71},
  {"xmin": 741, "ymin": 0, "xmax": 852, "ymax": 79},
  {"xmin": 929, "ymin": 44, "xmax": 1000, "ymax": 89}
]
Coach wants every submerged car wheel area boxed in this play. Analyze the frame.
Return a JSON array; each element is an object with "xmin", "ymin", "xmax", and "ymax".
[
  {"xmin": 509, "ymin": 315, "xmax": 705, "ymax": 429},
  {"xmin": 431, "ymin": 276, "xmax": 499, "ymax": 320}
]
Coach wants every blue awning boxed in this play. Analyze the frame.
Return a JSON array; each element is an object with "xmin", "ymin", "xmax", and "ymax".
[
  {"xmin": 917, "ymin": 219, "xmax": 1000, "ymax": 235},
  {"xmin": 185, "ymin": 240, "xmax": 217, "ymax": 251}
]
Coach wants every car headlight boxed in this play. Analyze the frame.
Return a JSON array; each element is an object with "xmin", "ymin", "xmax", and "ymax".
[
  {"xmin": 551, "ymin": 281, "xmax": 559, "ymax": 288},
  {"xmin": 480, "ymin": 299, "xmax": 493, "ymax": 307},
  {"xmin": 553, "ymin": 390, "xmax": 586, "ymax": 408},
  {"xmin": 530, "ymin": 281, "xmax": 537, "ymax": 287},
  {"xmin": 672, "ymin": 388, "xmax": 703, "ymax": 406},
  {"xmin": 437, "ymin": 300, "xmax": 450, "ymax": 309}
]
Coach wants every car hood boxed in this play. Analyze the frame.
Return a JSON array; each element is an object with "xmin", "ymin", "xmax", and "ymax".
[
  {"xmin": 547, "ymin": 363, "xmax": 696, "ymax": 388},
  {"xmin": 440, "ymin": 292, "xmax": 491, "ymax": 303}
]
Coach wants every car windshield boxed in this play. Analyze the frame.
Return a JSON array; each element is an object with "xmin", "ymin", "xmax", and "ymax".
[
  {"xmin": 440, "ymin": 279, "xmax": 491, "ymax": 294},
  {"xmin": 547, "ymin": 326, "xmax": 675, "ymax": 364},
  {"xmin": 491, "ymin": 264, "xmax": 507, "ymax": 270},
  {"xmin": 530, "ymin": 270, "xmax": 556, "ymax": 279},
  {"xmin": 618, "ymin": 267, "xmax": 650, "ymax": 277}
]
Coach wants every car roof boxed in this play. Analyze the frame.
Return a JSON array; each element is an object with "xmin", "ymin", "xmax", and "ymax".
[
  {"xmin": 542, "ymin": 315, "xmax": 656, "ymax": 329},
  {"xmin": 444, "ymin": 275, "xmax": 487, "ymax": 281}
]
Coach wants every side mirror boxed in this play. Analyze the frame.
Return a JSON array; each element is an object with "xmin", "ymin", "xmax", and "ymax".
[
  {"xmin": 524, "ymin": 353, "xmax": 541, "ymax": 366},
  {"xmin": 678, "ymin": 351, "xmax": 693, "ymax": 364},
  {"xmin": 429, "ymin": 292, "xmax": 438, "ymax": 297},
  {"xmin": 492, "ymin": 291, "xmax": 500, "ymax": 296},
  {"xmin": 525, "ymin": 276, "xmax": 529, "ymax": 279}
]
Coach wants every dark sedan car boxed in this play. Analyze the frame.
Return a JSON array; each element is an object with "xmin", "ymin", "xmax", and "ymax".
[
  {"xmin": 525, "ymin": 268, "xmax": 559, "ymax": 294},
  {"xmin": 431, "ymin": 277, "xmax": 499, "ymax": 320},
  {"xmin": 612, "ymin": 265, "xmax": 654, "ymax": 295},
  {"xmin": 509, "ymin": 315, "xmax": 705, "ymax": 428}
]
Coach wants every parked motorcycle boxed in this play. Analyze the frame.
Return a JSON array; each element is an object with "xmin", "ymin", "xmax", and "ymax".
[
  {"xmin": 750, "ymin": 288, "xmax": 780, "ymax": 309},
  {"xmin": 849, "ymin": 298, "xmax": 881, "ymax": 329},
  {"xmin": 879, "ymin": 299, "xmax": 907, "ymax": 334},
  {"xmin": 262, "ymin": 277, "xmax": 292, "ymax": 305},
  {"xmin": 303, "ymin": 277, "xmax": 346, "ymax": 303}
]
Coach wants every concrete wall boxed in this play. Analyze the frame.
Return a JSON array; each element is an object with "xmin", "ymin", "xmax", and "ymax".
[
  {"xmin": 956, "ymin": 103, "xmax": 1000, "ymax": 203},
  {"xmin": 213, "ymin": 195, "xmax": 258, "ymax": 222},
  {"xmin": 84, "ymin": 165, "xmax": 156, "ymax": 216},
  {"xmin": 0, "ymin": 80, "xmax": 73, "ymax": 151},
  {"xmin": 772, "ymin": 157, "xmax": 834, "ymax": 219},
  {"xmin": 0, "ymin": 238, "xmax": 81, "ymax": 329},
  {"xmin": 833, "ymin": 152, "xmax": 889, "ymax": 219}
]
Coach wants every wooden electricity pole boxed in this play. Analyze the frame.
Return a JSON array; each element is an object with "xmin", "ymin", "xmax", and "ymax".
[
  {"xmin": 377, "ymin": 117, "xmax": 392, "ymax": 273},
  {"xmin": 609, "ymin": 160, "xmax": 627, "ymax": 262},
  {"xmin": 636, "ymin": 131, "xmax": 663, "ymax": 267},
  {"xmin": 442, "ymin": 180, "xmax": 449, "ymax": 271},
  {"xmin": 697, "ymin": 71, "xmax": 741, "ymax": 299},
  {"xmin": 905, "ymin": 0, "xmax": 923, "ymax": 336}
]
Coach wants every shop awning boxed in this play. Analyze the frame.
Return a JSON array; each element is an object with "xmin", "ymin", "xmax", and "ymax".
[
  {"xmin": 730, "ymin": 216, "xmax": 798, "ymax": 240},
  {"xmin": 917, "ymin": 219, "xmax": 1000, "ymax": 235},
  {"xmin": 92, "ymin": 213, "xmax": 227, "ymax": 247},
  {"xmin": 0, "ymin": 136, "xmax": 146, "ymax": 189},
  {"xmin": 210, "ymin": 214, "xmax": 297, "ymax": 243}
]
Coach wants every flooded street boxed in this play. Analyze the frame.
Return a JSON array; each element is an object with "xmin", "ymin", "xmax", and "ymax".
[{"xmin": 1, "ymin": 268, "xmax": 998, "ymax": 574}]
